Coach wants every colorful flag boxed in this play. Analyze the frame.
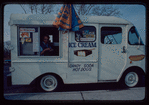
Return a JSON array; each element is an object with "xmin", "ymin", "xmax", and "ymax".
[{"xmin": 53, "ymin": 4, "xmax": 84, "ymax": 31}]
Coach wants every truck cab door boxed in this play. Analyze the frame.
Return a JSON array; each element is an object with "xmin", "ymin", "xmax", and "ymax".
[{"xmin": 99, "ymin": 25, "xmax": 127, "ymax": 81}]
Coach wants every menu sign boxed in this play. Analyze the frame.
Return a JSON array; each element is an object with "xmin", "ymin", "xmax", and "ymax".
[
  {"xmin": 20, "ymin": 28, "xmax": 35, "ymax": 32},
  {"xmin": 80, "ymin": 30, "xmax": 95, "ymax": 41},
  {"xmin": 20, "ymin": 32, "xmax": 30, "ymax": 38},
  {"xmin": 75, "ymin": 30, "xmax": 95, "ymax": 42}
]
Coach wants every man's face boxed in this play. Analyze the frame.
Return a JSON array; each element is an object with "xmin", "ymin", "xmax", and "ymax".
[{"xmin": 43, "ymin": 36, "xmax": 49, "ymax": 44}]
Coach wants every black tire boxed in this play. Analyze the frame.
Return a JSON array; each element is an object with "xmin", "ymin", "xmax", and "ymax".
[
  {"xmin": 37, "ymin": 74, "xmax": 60, "ymax": 92},
  {"xmin": 120, "ymin": 70, "xmax": 142, "ymax": 88}
]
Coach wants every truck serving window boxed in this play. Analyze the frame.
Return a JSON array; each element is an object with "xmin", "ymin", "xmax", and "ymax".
[
  {"xmin": 101, "ymin": 27, "xmax": 122, "ymax": 44},
  {"xmin": 128, "ymin": 26, "xmax": 144, "ymax": 45},
  {"xmin": 75, "ymin": 26, "xmax": 96, "ymax": 42},
  {"xmin": 18, "ymin": 27, "xmax": 59, "ymax": 56}
]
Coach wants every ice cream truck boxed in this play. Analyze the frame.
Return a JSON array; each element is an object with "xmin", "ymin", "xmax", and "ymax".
[{"xmin": 8, "ymin": 14, "xmax": 145, "ymax": 92}]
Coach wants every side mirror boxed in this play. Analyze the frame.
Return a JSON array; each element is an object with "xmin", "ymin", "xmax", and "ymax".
[
  {"xmin": 137, "ymin": 37, "xmax": 140, "ymax": 49},
  {"xmin": 138, "ymin": 37, "xmax": 140, "ymax": 45}
]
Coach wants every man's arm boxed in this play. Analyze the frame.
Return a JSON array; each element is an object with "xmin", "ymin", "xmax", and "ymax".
[{"xmin": 40, "ymin": 48, "xmax": 51, "ymax": 55}]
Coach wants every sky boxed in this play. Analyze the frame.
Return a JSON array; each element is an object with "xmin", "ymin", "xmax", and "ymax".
[{"xmin": 4, "ymin": 4, "xmax": 146, "ymax": 44}]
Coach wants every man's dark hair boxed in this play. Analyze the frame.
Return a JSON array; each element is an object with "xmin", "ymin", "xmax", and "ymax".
[{"xmin": 42, "ymin": 35, "xmax": 49, "ymax": 40}]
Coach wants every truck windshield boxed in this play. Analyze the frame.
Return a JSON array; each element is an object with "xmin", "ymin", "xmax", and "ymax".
[{"xmin": 128, "ymin": 26, "xmax": 144, "ymax": 45}]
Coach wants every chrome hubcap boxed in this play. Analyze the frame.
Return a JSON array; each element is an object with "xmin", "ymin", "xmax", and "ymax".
[
  {"xmin": 40, "ymin": 75, "xmax": 57, "ymax": 91},
  {"xmin": 125, "ymin": 72, "xmax": 138, "ymax": 87}
]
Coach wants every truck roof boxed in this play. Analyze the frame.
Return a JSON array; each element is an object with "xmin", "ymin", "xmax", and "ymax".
[{"xmin": 9, "ymin": 14, "xmax": 133, "ymax": 26}]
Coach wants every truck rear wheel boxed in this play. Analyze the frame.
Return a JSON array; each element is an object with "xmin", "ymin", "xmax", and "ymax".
[{"xmin": 38, "ymin": 74, "xmax": 59, "ymax": 92}]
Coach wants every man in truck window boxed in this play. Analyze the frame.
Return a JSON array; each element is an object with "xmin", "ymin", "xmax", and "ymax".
[{"xmin": 40, "ymin": 35, "xmax": 54, "ymax": 56}]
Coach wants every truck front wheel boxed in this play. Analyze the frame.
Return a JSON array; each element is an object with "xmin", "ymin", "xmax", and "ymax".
[
  {"xmin": 124, "ymin": 72, "xmax": 139, "ymax": 87},
  {"xmin": 120, "ymin": 71, "xmax": 142, "ymax": 88}
]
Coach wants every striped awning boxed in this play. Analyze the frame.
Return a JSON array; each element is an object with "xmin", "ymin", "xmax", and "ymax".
[{"xmin": 53, "ymin": 4, "xmax": 84, "ymax": 31}]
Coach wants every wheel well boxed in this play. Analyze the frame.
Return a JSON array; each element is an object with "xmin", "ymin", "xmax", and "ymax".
[
  {"xmin": 30, "ymin": 73, "xmax": 64, "ymax": 86},
  {"xmin": 124, "ymin": 66, "xmax": 145, "ymax": 75},
  {"xmin": 119, "ymin": 66, "xmax": 145, "ymax": 81}
]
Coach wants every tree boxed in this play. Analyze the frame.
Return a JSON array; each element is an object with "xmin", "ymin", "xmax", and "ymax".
[
  {"xmin": 73, "ymin": 4, "xmax": 122, "ymax": 16},
  {"xmin": 20, "ymin": 4, "xmax": 55, "ymax": 14},
  {"xmin": 91, "ymin": 5, "xmax": 122, "ymax": 16},
  {"xmin": 73, "ymin": 4, "xmax": 94, "ymax": 15},
  {"xmin": 20, "ymin": 4, "xmax": 122, "ymax": 17},
  {"xmin": 4, "ymin": 41, "xmax": 11, "ymax": 59}
]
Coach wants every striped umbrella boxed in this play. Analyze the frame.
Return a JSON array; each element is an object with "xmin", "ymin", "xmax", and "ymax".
[{"xmin": 53, "ymin": 4, "xmax": 84, "ymax": 31}]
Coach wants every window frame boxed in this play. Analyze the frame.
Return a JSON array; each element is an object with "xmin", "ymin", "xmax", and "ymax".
[
  {"xmin": 101, "ymin": 27, "xmax": 122, "ymax": 45},
  {"xmin": 75, "ymin": 26, "xmax": 96, "ymax": 42},
  {"xmin": 128, "ymin": 26, "xmax": 144, "ymax": 45},
  {"xmin": 17, "ymin": 25, "xmax": 60, "ymax": 57}
]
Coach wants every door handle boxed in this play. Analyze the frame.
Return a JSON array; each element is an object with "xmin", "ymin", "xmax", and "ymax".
[{"xmin": 121, "ymin": 46, "xmax": 126, "ymax": 53}]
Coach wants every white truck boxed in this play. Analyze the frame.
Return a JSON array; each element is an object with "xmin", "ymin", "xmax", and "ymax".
[{"xmin": 8, "ymin": 14, "xmax": 145, "ymax": 92}]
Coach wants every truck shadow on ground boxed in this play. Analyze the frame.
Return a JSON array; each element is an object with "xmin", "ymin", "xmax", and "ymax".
[
  {"xmin": 61, "ymin": 82, "xmax": 145, "ymax": 92},
  {"xmin": 4, "ymin": 82, "xmax": 145, "ymax": 94}
]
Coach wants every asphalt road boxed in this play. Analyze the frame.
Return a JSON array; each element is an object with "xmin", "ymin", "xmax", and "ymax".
[
  {"xmin": 4, "ymin": 87, "xmax": 145, "ymax": 100},
  {"xmin": 3, "ymin": 64, "xmax": 146, "ymax": 100}
]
